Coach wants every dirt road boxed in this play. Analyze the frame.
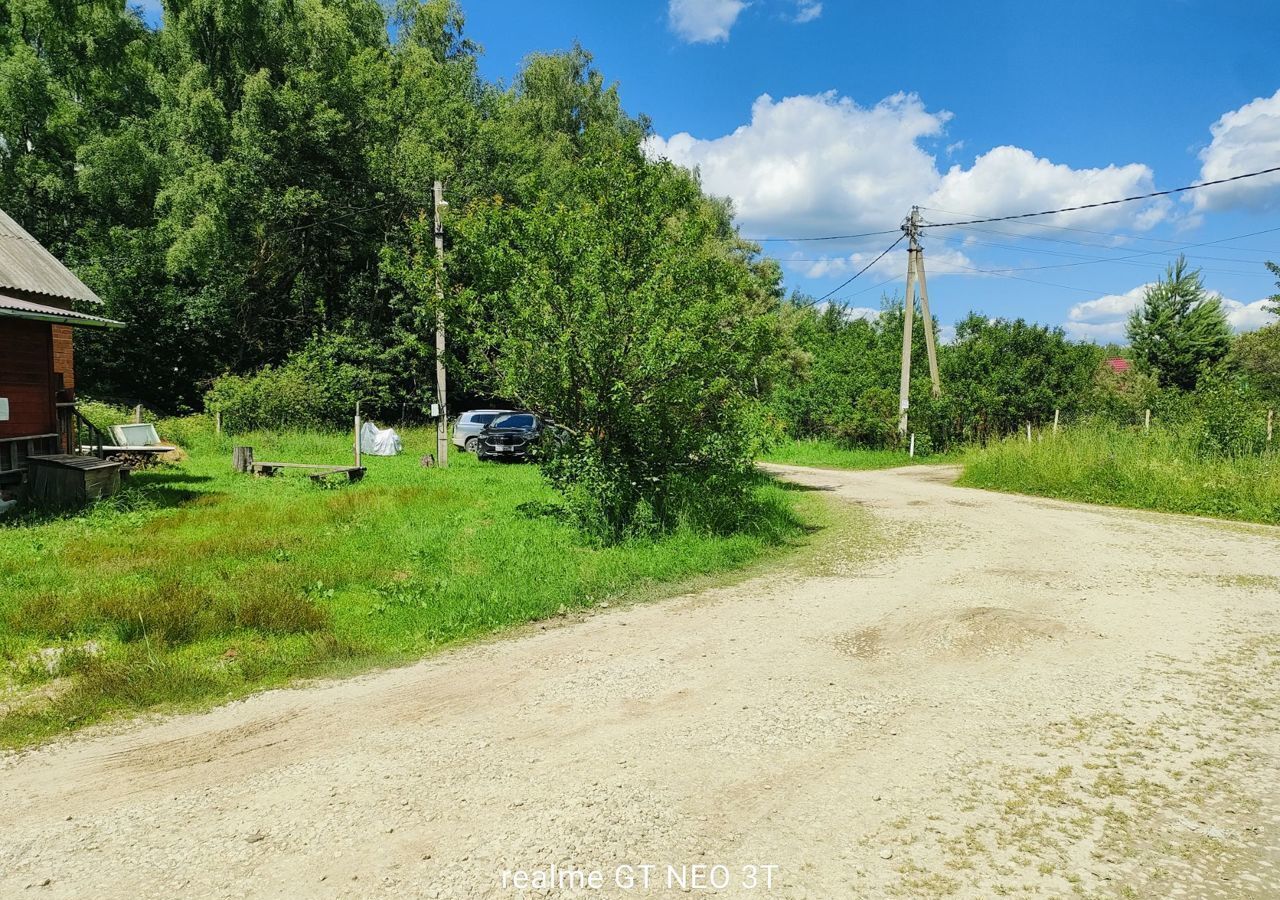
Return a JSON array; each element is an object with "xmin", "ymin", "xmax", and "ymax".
[{"xmin": 2, "ymin": 464, "xmax": 1278, "ymax": 899}]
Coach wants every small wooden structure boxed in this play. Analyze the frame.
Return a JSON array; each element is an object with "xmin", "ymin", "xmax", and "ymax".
[
  {"xmin": 25, "ymin": 454, "xmax": 122, "ymax": 507},
  {"xmin": 231, "ymin": 407, "xmax": 369, "ymax": 487}
]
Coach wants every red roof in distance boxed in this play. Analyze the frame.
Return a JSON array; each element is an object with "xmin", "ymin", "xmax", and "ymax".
[{"xmin": 1104, "ymin": 357, "xmax": 1132, "ymax": 374}]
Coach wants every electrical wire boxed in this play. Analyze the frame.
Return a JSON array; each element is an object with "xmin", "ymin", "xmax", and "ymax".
[
  {"xmin": 918, "ymin": 165, "xmax": 1280, "ymax": 228},
  {"xmin": 925, "ymin": 224, "xmax": 1280, "ymax": 275},
  {"xmin": 924, "ymin": 232, "xmax": 1271, "ymax": 278},
  {"xmin": 800, "ymin": 232, "xmax": 907, "ymax": 306},
  {"xmin": 743, "ymin": 228, "xmax": 900, "ymax": 243},
  {"xmin": 936, "ymin": 222, "xmax": 1278, "ymax": 261}
]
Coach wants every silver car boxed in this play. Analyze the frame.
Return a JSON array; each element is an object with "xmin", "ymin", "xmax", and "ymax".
[{"xmin": 452, "ymin": 409, "xmax": 514, "ymax": 452}]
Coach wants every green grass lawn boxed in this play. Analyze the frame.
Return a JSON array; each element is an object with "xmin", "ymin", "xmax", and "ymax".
[
  {"xmin": 960, "ymin": 425, "xmax": 1280, "ymax": 526},
  {"xmin": 0, "ymin": 426, "xmax": 821, "ymax": 747},
  {"xmin": 760, "ymin": 437, "xmax": 957, "ymax": 470}
]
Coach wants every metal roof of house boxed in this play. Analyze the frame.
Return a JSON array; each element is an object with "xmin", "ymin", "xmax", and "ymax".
[
  {"xmin": 0, "ymin": 207, "xmax": 102, "ymax": 304},
  {"xmin": 0, "ymin": 293, "xmax": 121, "ymax": 328}
]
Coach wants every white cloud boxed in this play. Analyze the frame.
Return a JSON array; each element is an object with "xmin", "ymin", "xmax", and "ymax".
[
  {"xmin": 793, "ymin": 1, "xmax": 823, "ymax": 23},
  {"xmin": 1062, "ymin": 283, "xmax": 1276, "ymax": 342},
  {"xmin": 668, "ymin": 0, "xmax": 746, "ymax": 43},
  {"xmin": 645, "ymin": 91, "xmax": 1167, "ymax": 242},
  {"xmin": 1062, "ymin": 285, "xmax": 1147, "ymax": 342},
  {"xmin": 931, "ymin": 146, "xmax": 1167, "ymax": 231},
  {"xmin": 1195, "ymin": 89, "xmax": 1280, "ymax": 212},
  {"xmin": 647, "ymin": 92, "xmax": 949, "ymax": 236},
  {"xmin": 1220, "ymin": 297, "xmax": 1278, "ymax": 332}
]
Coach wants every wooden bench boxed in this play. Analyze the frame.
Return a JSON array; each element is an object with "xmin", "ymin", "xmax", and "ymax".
[{"xmin": 251, "ymin": 462, "xmax": 366, "ymax": 483}]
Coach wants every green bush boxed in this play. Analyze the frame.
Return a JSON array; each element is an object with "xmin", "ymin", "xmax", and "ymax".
[
  {"xmin": 1082, "ymin": 365, "xmax": 1160, "ymax": 427},
  {"xmin": 154, "ymin": 413, "xmax": 216, "ymax": 450},
  {"xmin": 453, "ymin": 137, "xmax": 786, "ymax": 541},
  {"xmin": 205, "ymin": 333, "xmax": 393, "ymax": 432},
  {"xmin": 1179, "ymin": 376, "xmax": 1270, "ymax": 458},
  {"xmin": 75, "ymin": 398, "xmax": 134, "ymax": 430}
]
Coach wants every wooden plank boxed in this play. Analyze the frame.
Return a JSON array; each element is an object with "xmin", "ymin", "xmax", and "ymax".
[{"xmin": 79, "ymin": 445, "xmax": 177, "ymax": 454}]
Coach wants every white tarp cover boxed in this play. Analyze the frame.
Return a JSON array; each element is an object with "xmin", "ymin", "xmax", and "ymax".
[{"xmin": 360, "ymin": 422, "xmax": 402, "ymax": 456}]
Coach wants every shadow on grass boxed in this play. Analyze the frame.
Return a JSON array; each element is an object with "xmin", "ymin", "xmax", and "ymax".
[
  {"xmin": 0, "ymin": 482, "xmax": 222, "ymax": 528},
  {"xmin": 515, "ymin": 500, "xmax": 570, "ymax": 522},
  {"xmin": 776, "ymin": 481, "xmax": 838, "ymax": 493},
  {"xmin": 128, "ymin": 471, "xmax": 215, "ymax": 486}
]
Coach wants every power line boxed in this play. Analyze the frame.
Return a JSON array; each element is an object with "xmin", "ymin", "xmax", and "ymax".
[
  {"xmin": 928, "ymin": 262, "xmax": 1105, "ymax": 295},
  {"xmin": 936, "ymin": 222, "xmax": 1279, "ymax": 260},
  {"xmin": 925, "ymin": 232, "xmax": 1272, "ymax": 278},
  {"xmin": 933, "ymin": 224, "xmax": 1280, "ymax": 275},
  {"xmin": 744, "ymin": 228, "xmax": 900, "ymax": 243},
  {"xmin": 918, "ymin": 165, "xmax": 1280, "ymax": 229},
  {"xmin": 817, "ymin": 275, "xmax": 903, "ymax": 310},
  {"xmin": 804, "ymin": 232, "xmax": 906, "ymax": 305}
]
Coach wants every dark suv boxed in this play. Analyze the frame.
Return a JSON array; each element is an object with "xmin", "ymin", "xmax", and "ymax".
[{"xmin": 475, "ymin": 412, "xmax": 546, "ymax": 462}]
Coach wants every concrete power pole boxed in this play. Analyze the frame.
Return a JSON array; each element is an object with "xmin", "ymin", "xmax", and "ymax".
[
  {"xmin": 434, "ymin": 180, "xmax": 449, "ymax": 468},
  {"xmin": 897, "ymin": 206, "xmax": 942, "ymax": 435}
]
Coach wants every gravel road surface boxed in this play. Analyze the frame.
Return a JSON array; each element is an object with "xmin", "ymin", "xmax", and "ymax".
[{"xmin": 2, "ymin": 464, "xmax": 1278, "ymax": 898}]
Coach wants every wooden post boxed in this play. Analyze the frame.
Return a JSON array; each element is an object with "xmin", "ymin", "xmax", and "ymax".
[
  {"xmin": 434, "ymin": 180, "xmax": 449, "ymax": 469},
  {"xmin": 1026, "ymin": 421, "xmax": 1032, "ymax": 442},
  {"xmin": 909, "ymin": 433, "xmax": 916, "ymax": 458},
  {"xmin": 914, "ymin": 242, "xmax": 941, "ymax": 398},
  {"xmin": 1145, "ymin": 408, "xmax": 1151, "ymax": 433},
  {"xmin": 1053, "ymin": 408, "xmax": 1060, "ymax": 436},
  {"xmin": 897, "ymin": 247, "xmax": 916, "ymax": 435},
  {"xmin": 354, "ymin": 403, "xmax": 362, "ymax": 470},
  {"xmin": 1268, "ymin": 409, "xmax": 1274, "ymax": 447},
  {"xmin": 215, "ymin": 410, "xmax": 222, "ymax": 436},
  {"xmin": 133, "ymin": 404, "xmax": 143, "ymax": 424},
  {"xmin": 232, "ymin": 446, "xmax": 254, "ymax": 474}
]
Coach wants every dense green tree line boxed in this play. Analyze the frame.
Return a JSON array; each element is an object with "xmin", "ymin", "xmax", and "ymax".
[
  {"xmin": 774, "ymin": 254, "xmax": 1279, "ymax": 457},
  {"xmin": 2, "ymin": 0, "xmax": 789, "ymax": 534},
  {"xmin": 2, "ymin": 0, "xmax": 481, "ymax": 410}
]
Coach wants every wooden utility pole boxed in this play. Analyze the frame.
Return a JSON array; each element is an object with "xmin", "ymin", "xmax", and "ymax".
[
  {"xmin": 897, "ymin": 240, "xmax": 916, "ymax": 435},
  {"xmin": 898, "ymin": 207, "xmax": 942, "ymax": 435},
  {"xmin": 354, "ymin": 401, "xmax": 362, "ymax": 470},
  {"xmin": 434, "ymin": 180, "xmax": 449, "ymax": 468}
]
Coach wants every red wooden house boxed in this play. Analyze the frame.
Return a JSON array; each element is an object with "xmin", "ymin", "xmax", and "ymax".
[{"xmin": 0, "ymin": 207, "xmax": 121, "ymax": 483}]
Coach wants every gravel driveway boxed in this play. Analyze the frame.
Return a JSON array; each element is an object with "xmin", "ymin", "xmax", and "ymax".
[{"xmin": 2, "ymin": 464, "xmax": 1278, "ymax": 898}]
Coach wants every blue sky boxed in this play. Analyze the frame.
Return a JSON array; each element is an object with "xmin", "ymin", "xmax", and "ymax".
[{"xmin": 139, "ymin": 1, "xmax": 1280, "ymax": 342}]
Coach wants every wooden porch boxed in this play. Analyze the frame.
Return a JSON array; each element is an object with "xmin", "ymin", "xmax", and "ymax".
[{"xmin": 0, "ymin": 404, "xmax": 110, "ymax": 483}]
